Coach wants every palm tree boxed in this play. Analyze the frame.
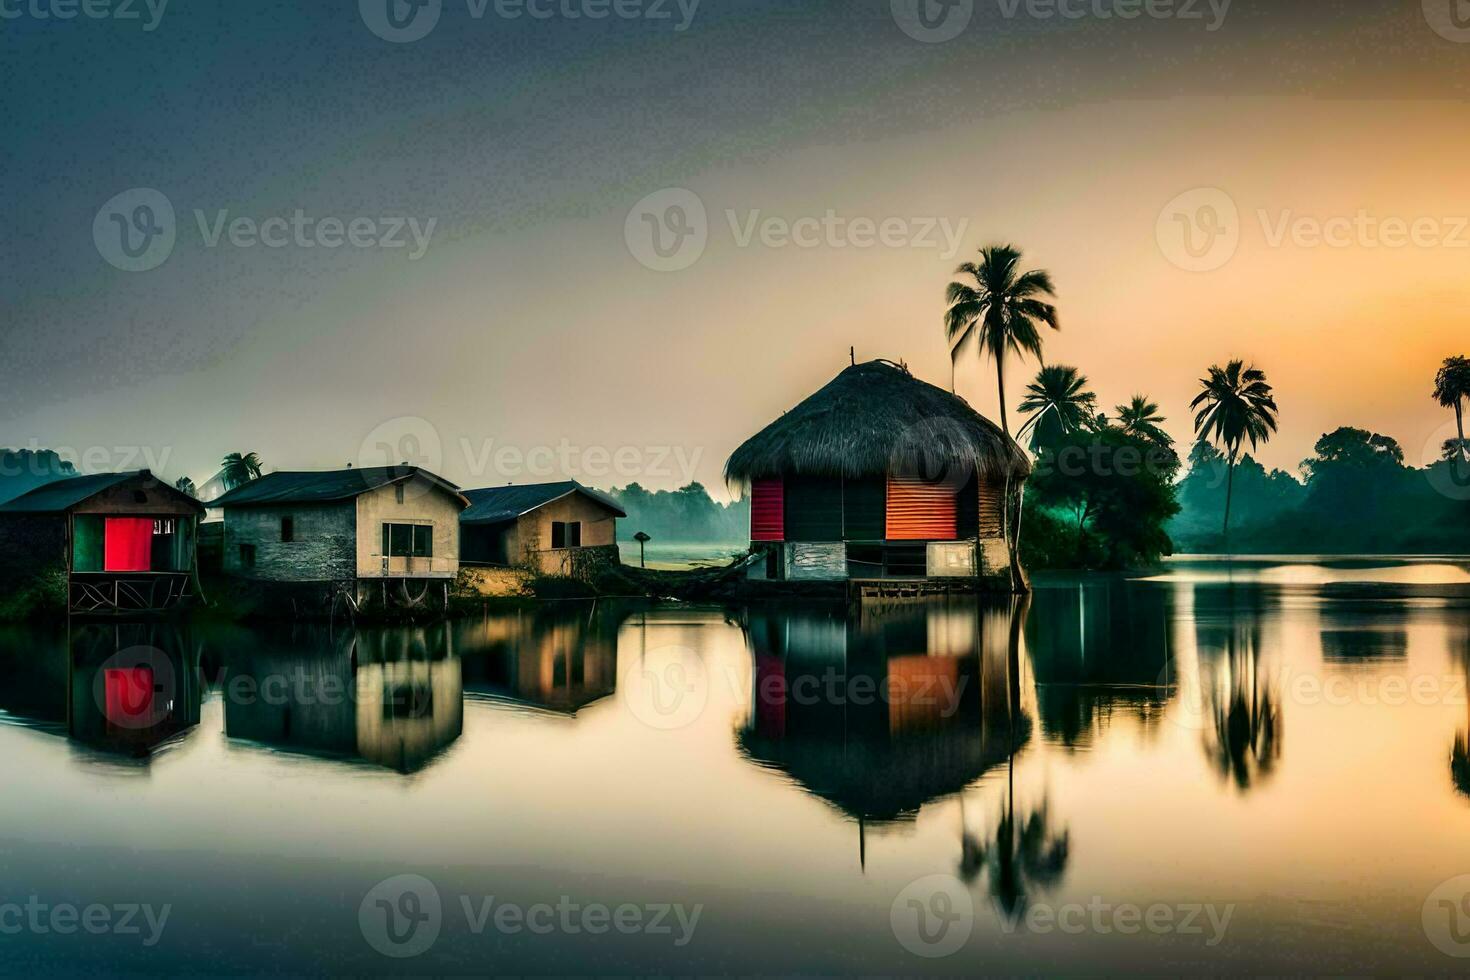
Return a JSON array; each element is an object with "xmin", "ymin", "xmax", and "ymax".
[
  {"xmin": 1115, "ymin": 394, "xmax": 1173, "ymax": 448},
  {"xmin": 1190, "ymin": 361, "xmax": 1279, "ymax": 546},
  {"xmin": 219, "ymin": 452, "xmax": 263, "ymax": 490},
  {"xmin": 1434, "ymin": 355, "xmax": 1470, "ymax": 465},
  {"xmin": 944, "ymin": 244, "xmax": 1060, "ymax": 438},
  {"xmin": 1017, "ymin": 365, "xmax": 1096, "ymax": 451}
]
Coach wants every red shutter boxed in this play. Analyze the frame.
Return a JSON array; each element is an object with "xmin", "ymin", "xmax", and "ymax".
[
  {"xmin": 751, "ymin": 478, "xmax": 784, "ymax": 541},
  {"xmin": 885, "ymin": 475, "xmax": 958, "ymax": 540},
  {"xmin": 104, "ymin": 517, "xmax": 154, "ymax": 572}
]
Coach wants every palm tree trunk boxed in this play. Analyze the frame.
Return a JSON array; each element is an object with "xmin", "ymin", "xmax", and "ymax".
[
  {"xmin": 996, "ymin": 357, "xmax": 1029, "ymax": 593},
  {"xmin": 1222, "ymin": 451, "xmax": 1238, "ymax": 550},
  {"xmin": 1457, "ymin": 400, "xmax": 1467, "ymax": 462}
]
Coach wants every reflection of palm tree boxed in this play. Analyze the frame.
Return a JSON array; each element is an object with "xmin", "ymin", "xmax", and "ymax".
[
  {"xmin": 1449, "ymin": 626, "xmax": 1470, "ymax": 798},
  {"xmin": 1017, "ymin": 365, "xmax": 1097, "ymax": 451},
  {"xmin": 1190, "ymin": 361, "xmax": 1279, "ymax": 546},
  {"xmin": 1203, "ymin": 625, "xmax": 1281, "ymax": 791},
  {"xmin": 219, "ymin": 452, "xmax": 263, "ymax": 490},
  {"xmin": 959, "ymin": 596, "xmax": 1070, "ymax": 913}
]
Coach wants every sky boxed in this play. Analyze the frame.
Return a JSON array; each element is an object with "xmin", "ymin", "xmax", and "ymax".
[{"xmin": 4, "ymin": 0, "xmax": 1470, "ymax": 498}]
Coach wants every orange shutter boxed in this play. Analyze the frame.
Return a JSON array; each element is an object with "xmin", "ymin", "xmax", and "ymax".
[{"xmin": 885, "ymin": 475, "xmax": 958, "ymax": 540}]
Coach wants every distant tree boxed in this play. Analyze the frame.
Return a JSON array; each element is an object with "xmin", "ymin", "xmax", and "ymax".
[
  {"xmin": 1115, "ymin": 395, "xmax": 1173, "ymax": 450},
  {"xmin": 1301, "ymin": 426, "xmax": 1404, "ymax": 479},
  {"xmin": 1190, "ymin": 361, "xmax": 1279, "ymax": 546},
  {"xmin": 174, "ymin": 476, "xmax": 197, "ymax": 497},
  {"xmin": 1017, "ymin": 365, "xmax": 1097, "ymax": 452},
  {"xmin": 219, "ymin": 452, "xmax": 263, "ymax": 490}
]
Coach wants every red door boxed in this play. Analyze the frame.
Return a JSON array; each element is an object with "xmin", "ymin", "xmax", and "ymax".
[{"xmin": 103, "ymin": 517, "xmax": 154, "ymax": 572}]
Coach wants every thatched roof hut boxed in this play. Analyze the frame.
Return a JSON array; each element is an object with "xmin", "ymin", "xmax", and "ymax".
[
  {"xmin": 724, "ymin": 360, "xmax": 1027, "ymax": 583},
  {"xmin": 725, "ymin": 359, "xmax": 1029, "ymax": 486}
]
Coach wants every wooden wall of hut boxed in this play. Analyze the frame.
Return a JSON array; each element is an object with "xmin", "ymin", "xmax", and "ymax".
[{"xmin": 750, "ymin": 475, "xmax": 984, "ymax": 544}]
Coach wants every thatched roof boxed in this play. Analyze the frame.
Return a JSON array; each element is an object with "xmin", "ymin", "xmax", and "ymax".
[{"xmin": 725, "ymin": 360, "xmax": 1030, "ymax": 486}]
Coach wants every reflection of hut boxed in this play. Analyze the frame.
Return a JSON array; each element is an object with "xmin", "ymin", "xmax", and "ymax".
[
  {"xmin": 724, "ymin": 361, "xmax": 1028, "ymax": 583},
  {"xmin": 456, "ymin": 605, "xmax": 622, "ymax": 714},
  {"xmin": 737, "ymin": 600, "xmax": 1025, "ymax": 823},
  {"xmin": 67, "ymin": 623, "xmax": 201, "ymax": 760},
  {"xmin": 0, "ymin": 471, "xmax": 204, "ymax": 614},
  {"xmin": 223, "ymin": 625, "xmax": 462, "ymax": 774}
]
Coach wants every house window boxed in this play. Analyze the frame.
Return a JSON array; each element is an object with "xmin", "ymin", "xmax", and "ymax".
[
  {"xmin": 395, "ymin": 483, "xmax": 405, "ymax": 504},
  {"xmin": 550, "ymin": 521, "xmax": 582, "ymax": 550},
  {"xmin": 281, "ymin": 516, "xmax": 294, "ymax": 542},
  {"xmin": 239, "ymin": 543, "xmax": 256, "ymax": 569},
  {"xmin": 382, "ymin": 523, "xmax": 433, "ymax": 558}
]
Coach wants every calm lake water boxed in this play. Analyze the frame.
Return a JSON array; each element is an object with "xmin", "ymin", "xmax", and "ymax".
[{"xmin": 4, "ymin": 556, "xmax": 1470, "ymax": 974}]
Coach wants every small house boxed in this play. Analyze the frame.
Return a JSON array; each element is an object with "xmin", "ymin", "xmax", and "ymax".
[
  {"xmin": 724, "ymin": 359, "xmax": 1030, "ymax": 583},
  {"xmin": 460, "ymin": 481, "xmax": 625, "ymax": 577},
  {"xmin": 0, "ymin": 470, "xmax": 204, "ymax": 614},
  {"xmin": 212, "ymin": 466, "xmax": 468, "ymax": 598}
]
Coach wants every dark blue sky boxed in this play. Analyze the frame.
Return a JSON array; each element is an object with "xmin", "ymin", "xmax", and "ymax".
[{"xmin": 4, "ymin": 1, "xmax": 1468, "ymax": 490}]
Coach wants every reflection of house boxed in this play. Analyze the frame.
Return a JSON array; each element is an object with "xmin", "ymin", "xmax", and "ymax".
[
  {"xmin": 223, "ymin": 626, "xmax": 463, "ymax": 774},
  {"xmin": 213, "ymin": 467, "xmax": 468, "ymax": 601},
  {"xmin": 724, "ymin": 361, "xmax": 1029, "ymax": 582},
  {"xmin": 68, "ymin": 623, "xmax": 201, "ymax": 760},
  {"xmin": 0, "ymin": 471, "xmax": 203, "ymax": 614},
  {"xmin": 460, "ymin": 481, "xmax": 624, "ymax": 577},
  {"xmin": 456, "ymin": 605, "xmax": 621, "ymax": 714},
  {"xmin": 737, "ymin": 599, "xmax": 1023, "ymax": 823}
]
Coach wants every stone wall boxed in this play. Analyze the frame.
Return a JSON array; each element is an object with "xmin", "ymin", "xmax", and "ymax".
[{"xmin": 223, "ymin": 502, "xmax": 357, "ymax": 582}]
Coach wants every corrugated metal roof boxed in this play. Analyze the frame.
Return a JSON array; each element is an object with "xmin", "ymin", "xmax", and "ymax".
[
  {"xmin": 461, "ymin": 481, "xmax": 626, "ymax": 525},
  {"xmin": 0, "ymin": 471, "xmax": 204, "ymax": 515},
  {"xmin": 212, "ymin": 466, "xmax": 466, "ymax": 508}
]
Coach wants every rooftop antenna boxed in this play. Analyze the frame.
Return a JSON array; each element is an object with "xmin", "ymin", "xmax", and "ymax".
[{"xmin": 850, "ymin": 346, "xmax": 855, "ymax": 366}]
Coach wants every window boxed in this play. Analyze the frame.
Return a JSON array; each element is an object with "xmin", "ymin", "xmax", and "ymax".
[
  {"xmin": 239, "ymin": 543, "xmax": 256, "ymax": 569},
  {"xmin": 153, "ymin": 518, "xmax": 176, "ymax": 536},
  {"xmin": 281, "ymin": 515, "xmax": 294, "ymax": 542},
  {"xmin": 550, "ymin": 521, "xmax": 582, "ymax": 550},
  {"xmin": 395, "ymin": 483, "xmax": 405, "ymax": 504},
  {"xmin": 382, "ymin": 523, "xmax": 432, "ymax": 558}
]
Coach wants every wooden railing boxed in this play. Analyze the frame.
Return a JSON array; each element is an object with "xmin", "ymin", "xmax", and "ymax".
[{"xmin": 70, "ymin": 572, "xmax": 194, "ymax": 614}]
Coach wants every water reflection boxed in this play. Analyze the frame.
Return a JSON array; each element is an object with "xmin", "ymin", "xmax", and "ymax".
[
  {"xmin": 1026, "ymin": 579, "xmax": 1174, "ymax": 747},
  {"xmin": 736, "ymin": 597, "xmax": 1024, "ymax": 827},
  {"xmin": 456, "ymin": 605, "xmax": 622, "ymax": 714},
  {"xmin": 223, "ymin": 624, "xmax": 463, "ymax": 774},
  {"xmin": 0, "ymin": 622, "xmax": 202, "ymax": 764}
]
